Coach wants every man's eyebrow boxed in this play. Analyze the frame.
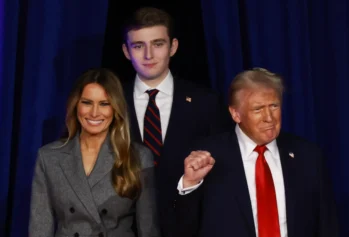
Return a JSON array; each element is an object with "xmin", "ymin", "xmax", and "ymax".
[
  {"xmin": 129, "ymin": 41, "xmax": 144, "ymax": 45},
  {"xmin": 152, "ymin": 38, "xmax": 166, "ymax": 42}
]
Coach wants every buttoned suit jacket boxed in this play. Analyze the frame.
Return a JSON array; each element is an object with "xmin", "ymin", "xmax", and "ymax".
[{"xmin": 29, "ymin": 134, "xmax": 160, "ymax": 237}]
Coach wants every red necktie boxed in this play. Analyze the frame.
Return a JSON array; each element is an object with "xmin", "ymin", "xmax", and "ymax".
[{"xmin": 254, "ymin": 145, "xmax": 281, "ymax": 237}]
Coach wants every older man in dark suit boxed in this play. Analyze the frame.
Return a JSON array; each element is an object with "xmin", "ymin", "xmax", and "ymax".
[{"xmin": 176, "ymin": 68, "xmax": 339, "ymax": 237}]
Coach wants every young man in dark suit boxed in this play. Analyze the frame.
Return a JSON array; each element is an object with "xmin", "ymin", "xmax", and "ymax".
[
  {"xmin": 121, "ymin": 7, "xmax": 231, "ymax": 237},
  {"xmin": 177, "ymin": 68, "xmax": 339, "ymax": 237}
]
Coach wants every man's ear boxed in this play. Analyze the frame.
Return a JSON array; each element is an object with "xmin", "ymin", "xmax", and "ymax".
[
  {"xmin": 122, "ymin": 44, "xmax": 131, "ymax": 60},
  {"xmin": 229, "ymin": 106, "xmax": 241, "ymax": 124},
  {"xmin": 170, "ymin": 38, "xmax": 179, "ymax": 57}
]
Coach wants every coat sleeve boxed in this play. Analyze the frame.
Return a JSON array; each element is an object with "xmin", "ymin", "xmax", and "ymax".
[
  {"xmin": 135, "ymin": 147, "xmax": 161, "ymax": 237},
  {"xmin": 29, "ymin": 150, "xmax": 55, "ymax": 237},
  {"xmin": 174, "ymin": 185, "xmax": 203, "ymax": 237}
]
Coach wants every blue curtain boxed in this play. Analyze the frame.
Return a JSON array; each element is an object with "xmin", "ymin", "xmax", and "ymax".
[
  {"xmin": 201, "ymin": 0, "xmax": 349, "ymax": 236},
  {"xmin": 0, "ymin": 0, "xmax": 109, "ymax": 236},
  {"xmin": 0, "ymin": 0, "xmax": 20, "ymax": 233}
]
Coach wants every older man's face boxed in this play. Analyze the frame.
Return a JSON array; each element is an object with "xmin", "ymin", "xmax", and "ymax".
[{"xmin": 229, "ymin": 87, "xmax": 281, "ymax": 145}]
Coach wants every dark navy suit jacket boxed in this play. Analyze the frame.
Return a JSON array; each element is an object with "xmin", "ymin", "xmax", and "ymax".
[
  {"xmin": 123, "ymin": 78, "xmax": 232, "ymax": 237},
  {"xmin": 175, "ymin": 130, "xmax": 339, "ymax": 237}
]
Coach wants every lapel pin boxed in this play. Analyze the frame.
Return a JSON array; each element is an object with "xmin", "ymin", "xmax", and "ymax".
[
  {"xmin": 289, "ymin": 152, "xmax": 295, "ymax": 158},
  {"xmin": 186, "ymin": 96, "xmax": 192, "ymax": 102}
]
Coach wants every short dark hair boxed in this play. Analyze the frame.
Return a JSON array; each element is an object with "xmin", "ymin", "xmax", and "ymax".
[{"xmin": 122, "ymin": 7, "xmax": 175, "ymax": 44}]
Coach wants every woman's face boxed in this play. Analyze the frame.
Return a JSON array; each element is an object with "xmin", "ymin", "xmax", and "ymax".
[{"xmin": 77, "ymin": 83, "xmax": 113, "ymax": 137}]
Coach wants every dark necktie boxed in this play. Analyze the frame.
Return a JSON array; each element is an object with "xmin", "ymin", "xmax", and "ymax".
[
  {"xmin": 254, "ymin": 145, "xmax": 281, "ymax": 237},
  {"xmin": 143, "ymin": 89, "xmax": 162, "ymax": 164}
]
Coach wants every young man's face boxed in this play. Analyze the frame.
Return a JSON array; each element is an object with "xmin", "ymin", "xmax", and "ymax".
[{"xmin": 122, "ymin": 25, "xmax": 178, "ymax": 86}]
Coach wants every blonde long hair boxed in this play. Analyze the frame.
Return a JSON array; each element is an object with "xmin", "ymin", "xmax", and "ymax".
[{"xmin": 65, "ymin": 68, "xmax": 141, "ymax": 199}]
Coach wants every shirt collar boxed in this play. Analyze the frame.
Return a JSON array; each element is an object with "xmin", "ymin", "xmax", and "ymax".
[
  {"xmin": 134, "ymin": 71, "xmax": 174, "ymax": 98},
  {"xmin": 235, "ymin": 124, "xmax": 278, "ymax": 160}
]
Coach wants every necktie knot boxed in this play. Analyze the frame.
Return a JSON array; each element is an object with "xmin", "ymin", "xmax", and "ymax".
[
  {"xmin": 254, "ymin": 145, "xmax": 267, "ymax": 155},
  {"xmin": 146, "ymin": 89, "xmax": 159, "ymax": 99}
]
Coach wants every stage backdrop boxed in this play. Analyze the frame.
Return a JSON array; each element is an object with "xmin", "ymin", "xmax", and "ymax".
[
  {"xmin": 1, "ymin": 0, "xmax": 348, "ymax": 236},
  {"xmin": 0, "ymin": 0, "xmax": 109, "ymax": 236}
]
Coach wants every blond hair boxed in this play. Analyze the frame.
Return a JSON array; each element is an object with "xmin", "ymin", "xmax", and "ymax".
[
  {"xmin": 228, "ymin": 67, "xmax": 284, "ymax": 106},
  {"xmin": 65, "ymin": 68, "xmax": 141, "ymax": 199}
]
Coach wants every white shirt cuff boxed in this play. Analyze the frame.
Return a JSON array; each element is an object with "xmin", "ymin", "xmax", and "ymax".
[{"xmin": 177, "ymin": 175, "xmax": 203, "ymax": 195}]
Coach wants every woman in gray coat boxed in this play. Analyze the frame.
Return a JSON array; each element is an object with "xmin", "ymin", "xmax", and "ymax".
[{"xmin": 29, "ymin": 68, "xmax": 160, "ymax": 237}]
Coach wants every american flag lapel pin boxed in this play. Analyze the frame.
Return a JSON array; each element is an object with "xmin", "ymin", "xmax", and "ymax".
[
  {"xmin": 289, "ymin": 152, "xmax": 295, "ymax": 158},
  {"xmin": 186, "ymin": 96, "xmax": 192, "ymax": 102}
]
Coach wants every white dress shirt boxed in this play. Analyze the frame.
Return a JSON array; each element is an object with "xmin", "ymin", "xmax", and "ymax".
[
  {"xmin": 177, "ymin": 125, "xmax": 287, "ymax": 237},
  {"xmin": 133, "ymin": 72, "xmax": 174, "ymax": 142}
]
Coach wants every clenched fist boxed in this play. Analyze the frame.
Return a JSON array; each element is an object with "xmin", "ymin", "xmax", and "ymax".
[{"xmin": 183, "ymin": 151, "xmax": 215, "ymax": 188}]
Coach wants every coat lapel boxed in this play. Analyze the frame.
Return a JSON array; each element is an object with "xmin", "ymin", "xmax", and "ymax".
[
  {"xmin": 227, "ymin": 132, "xmax": 300, "ymax": 237},
  {"xmin": 227, "ymin": 132, "xmax": 256, "ymax": 236},
  {"xmin": 59, "ymin": 135, "xmax": 102, "ymax": 224},
  {"xmin": 277, "ymin": 133, "xmax": 298, "ymax": 237},
  {"xmin": 87, "ymin": 138, "xmax": 114, "ymax": 188},
  {"xmin": 125, "ymin": 78, "xmax": 191, "ymax": 151},
  {"xmin": 163, "ymin": 79, "xmax": 191, "ymax": 147}
]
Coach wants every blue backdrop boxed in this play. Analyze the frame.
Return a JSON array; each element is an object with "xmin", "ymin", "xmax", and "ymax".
[
  {"xmin": 0, "ymin": 0, "xmax": 348, "ymax": 236},
  {"xmin": 0, "ymin": 0, "xmax": 20, "ymax": 233},
  {"xmin": 0, "ymin": 0, "xmax": 108, "ymax": 236}
]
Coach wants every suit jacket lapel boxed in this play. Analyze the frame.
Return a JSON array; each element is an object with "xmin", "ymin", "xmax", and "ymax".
[
  {"xmin": 124, "ymin": 80, "xmax": 142, "ymax": 143},
  {"xmin": 227, "ymin": 132, "xmax": 256, "ymax": 236},
  {"xmin": 277, "ymin": 133, "xmax": 298, "ymax": 237},
  {"xmin": 59, "ymin": 135, "xmax": 102, "ymax": 224},
  {"xmin": 227, "ymin": 132, "xmax": 299, "ymax": 237},
  {"xmin": 88, "ymin": 137, "xmax": 114, "ymax": 188},
  {"xmin": 125, "ymin": 78, "xmax": 191, "ymax": 148},
  {"xmin": 163, "ymin": 79, "xmax": 190, "ymax": 147}
]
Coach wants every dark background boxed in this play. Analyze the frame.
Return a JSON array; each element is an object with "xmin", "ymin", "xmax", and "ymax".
[
  {"xmin": 1, "ymin": 0, "xmax": 348, "ymax": 236},
  {"xmin": 102, "ymin": 0, "xmax": 211, "ymax": 87}
]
